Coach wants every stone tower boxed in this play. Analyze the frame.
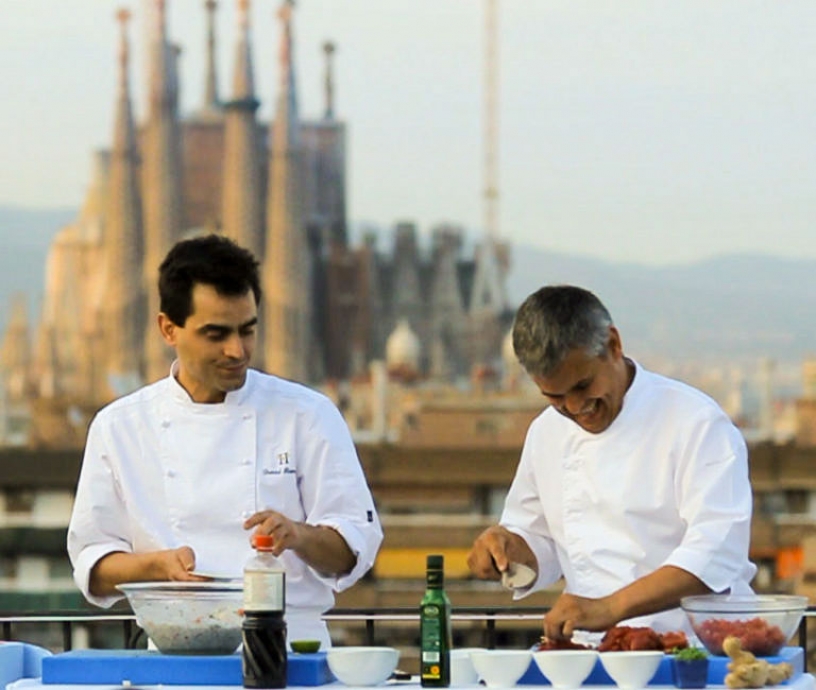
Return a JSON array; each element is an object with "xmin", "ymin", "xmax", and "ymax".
[
  {"xmin": 142, "ymin": 0, "xmax": 184, "ymax": 382},
  {"xmin": 263, "ymin": 0, "xmax": 311, "ymax": 382},
  {"xmin": 102, "ymin": 8, "xmax": 144, "ymax": 397},
  {"xmin": 221, "ymin": 0, "xmax": 263, "ymax": 261},
  {"xmin": 201, "ymin": 0, "xmax": 220, "ymax": 116}
]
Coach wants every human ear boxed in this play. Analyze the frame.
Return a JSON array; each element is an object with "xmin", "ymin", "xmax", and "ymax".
[{"xmin": 158, "ymin": 313, "xmax": 177, "ymax": 346}]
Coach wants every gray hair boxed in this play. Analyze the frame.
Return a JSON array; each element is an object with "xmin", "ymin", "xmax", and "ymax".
[{"xmin": 512, "ymin": 285, "xmax": 613, "ymax": 378}]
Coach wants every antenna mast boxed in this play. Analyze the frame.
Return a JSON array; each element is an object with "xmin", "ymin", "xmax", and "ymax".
[{"xmin": 483, "ymin": 0, "xmax": 499, "ymax": 241}]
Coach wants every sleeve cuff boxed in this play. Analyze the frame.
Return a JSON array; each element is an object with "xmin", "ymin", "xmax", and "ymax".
[
  {"xmin": 72, "ymin": 543, "xmax": 131, "ymax": 609},
  {"xmin": 664, "ymin": 546, "xmax": 741, "ymax": 594},
  {"xmin": 502, "ymin": 525, "xmax": 561, "ymax": 596},
  {"xmin": 311, "ymin": 517, "xmax": 383, "ymax": 592}
]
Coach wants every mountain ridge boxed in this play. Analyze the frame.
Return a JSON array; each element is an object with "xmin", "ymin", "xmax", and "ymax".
[{"xmin": 0, "ymin": 206, "xmax": 812, "ymax": 366}]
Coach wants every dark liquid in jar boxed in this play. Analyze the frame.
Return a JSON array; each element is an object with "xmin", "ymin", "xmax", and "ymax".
[{"xmin": 242, "ymin": 613, "xmax": 287, "ymax": 688}]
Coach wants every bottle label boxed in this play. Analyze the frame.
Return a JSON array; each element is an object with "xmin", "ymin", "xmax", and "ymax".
[
  {"xmin": 244, "ymin": 570, "xmax": 285, "ymax": 611},
  {"xmin": 420, "ymin": 603, "xmax": 447, "ymax": 684}
]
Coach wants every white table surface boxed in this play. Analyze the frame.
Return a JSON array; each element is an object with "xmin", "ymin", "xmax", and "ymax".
[{"xmin": 8, "ymin": 675, "xmax": 816, "ymax": 690}]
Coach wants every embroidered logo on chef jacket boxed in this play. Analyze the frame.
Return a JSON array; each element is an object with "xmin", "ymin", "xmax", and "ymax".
[{"xmin": 262, "ymin": 451, "xmax": 296, "ymax": 475}]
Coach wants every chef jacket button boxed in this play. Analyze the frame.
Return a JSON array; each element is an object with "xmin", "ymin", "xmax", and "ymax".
[
  {"xmin": 242, "ymin": 413, "xmax": 252, "ymax": 421},
  {"xmin": 161, "ymin": 419, "xmax": 171, "ymax": 428},
  {"xmin": 166, "ymin": 469, "xmax": 176, "ymax": 478},
  {"xmin": 242, "ymin": 459, "xmax": 251, "ymax": 466}
]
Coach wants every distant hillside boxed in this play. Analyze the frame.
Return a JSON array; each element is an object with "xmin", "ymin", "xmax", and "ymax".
[
  {"xmin": 507, "ymin": 248, "xmax": 816, "ymax": 365},
  {"xmin": 0, "ymin": 206, "xmax": 813, "ymax": 367},
  {"xmin": 0, "ymin": 207, "xmax": 73, "ymax": 333}
]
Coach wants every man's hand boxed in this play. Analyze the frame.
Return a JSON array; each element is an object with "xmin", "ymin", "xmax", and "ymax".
[
  {"xmin": 543, "ymin": 593, "xmax": 617, "ymax": 641},
  {"xmin": 90, "ymin": 546, "xmax": 202, "ymax": 597},
  {"xmin": 542, "ymin": 566, "xmax": 712, "ymax": 640},
  {"xmin": 244, "ymin": 510, "xmax": 303, "ymax": 555},
  {"xmin": 244, "ymin": 510, "xmax": 356, "ymax": 577},
  {"xmin": 162, "ymin": 546, "xmax": 199, "ymax": 581},
  {"xmin": 467, "ymin": 525, "xmax": 537, "ymax": 581}
]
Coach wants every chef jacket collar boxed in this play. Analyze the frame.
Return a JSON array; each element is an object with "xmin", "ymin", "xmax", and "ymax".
[{"xmin": 166, "ymin": 359, "xmax": 254, "ymax": 407}]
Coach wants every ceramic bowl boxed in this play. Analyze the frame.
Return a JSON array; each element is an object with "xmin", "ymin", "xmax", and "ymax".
[
  {"xmin": 326, "ymin": 646, "xmax": 399, "ymax": 686},
  {"xmin": 117, "ymin": 581, "xmax": 243, "ymax": 655},
  {"xmin": 600, "ymin": 651, "xmax": 665, "ymax": 690},
  {"xmin": 469, "ymin": 649, "xmax": 532, "ymax": 688},
  {"xmin": 450, "ymin": 648, "xmax": 485, "ymax": 686},
  {"xmin": 681, "ymin": 594, "xmax": 807, "ymax": 656},
  {"xmin": 533, "ymin": 649, "xmax": 599, "ymax": 688}
]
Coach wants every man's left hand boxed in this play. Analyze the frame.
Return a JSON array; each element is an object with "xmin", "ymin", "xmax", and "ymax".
[{"xmin": 543, "ymin": 593, "xmax": 617, "ymax": 641}]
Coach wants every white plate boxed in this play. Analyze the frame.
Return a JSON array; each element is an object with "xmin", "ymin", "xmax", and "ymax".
[
  {"xmin": 190, "ymin": 571, "xmax": 242, "ymax": 582},
  {"xmin": 117, "ymin": 580, "xmax": 242, "ymax": 593},
  {"xmin": 501, "ymin": 562, "xmax": 537, "ymax": 589}
]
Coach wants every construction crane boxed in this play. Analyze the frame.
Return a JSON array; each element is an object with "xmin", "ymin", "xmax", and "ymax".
[{"xmin": 483, "ymin": 0, "xmax": 499, "ymax": 243}]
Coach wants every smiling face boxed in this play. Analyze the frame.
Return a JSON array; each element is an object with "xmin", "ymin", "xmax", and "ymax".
[
  {"xmin": 159, "ymin": 283, "xmax": 258, "ymax": 403},
  {"xmin": 531, "ymin": 326, "xmax": 633, "ymax": 434}
]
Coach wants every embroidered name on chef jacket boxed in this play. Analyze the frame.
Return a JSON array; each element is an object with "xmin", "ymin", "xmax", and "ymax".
[{"xmin": 263, "ymin": 451, "xmax": 296, "ymax": 475}]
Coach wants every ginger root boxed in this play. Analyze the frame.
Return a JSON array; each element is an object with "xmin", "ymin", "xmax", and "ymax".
[{"xmin": 722, "ymin": 635, "xmax": 794, "ymax": 689}]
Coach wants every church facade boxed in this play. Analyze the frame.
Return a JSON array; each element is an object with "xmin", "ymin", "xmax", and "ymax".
[{"xmin": 3, "ymin": 0, "xmax": 513, "ymax": 430}]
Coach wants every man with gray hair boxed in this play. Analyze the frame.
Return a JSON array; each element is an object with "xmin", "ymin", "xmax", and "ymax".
[{"xmin": 468, "ymin": 285, "xmax": 755, "ymax": 642}]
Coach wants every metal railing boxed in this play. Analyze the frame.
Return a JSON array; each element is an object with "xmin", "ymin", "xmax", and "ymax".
[{"xmin": 1, "ymin": 606, "xmax": 814, "ymax": 670}]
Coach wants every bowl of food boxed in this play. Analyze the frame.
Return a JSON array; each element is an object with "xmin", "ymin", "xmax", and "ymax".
[
  {"xmin": 326, "ymin": 646, "xmax": 399, "ymax": 686},
  {"xmin": 117, "ymin": 581, "xmax": 243, "ymax": 655},
  {"xmin": 681, "ymin": 594, "xmax": 808, "ymax": 657}
]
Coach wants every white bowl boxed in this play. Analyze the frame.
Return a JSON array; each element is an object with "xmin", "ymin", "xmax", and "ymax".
[
  {"xmin": 470, "ymin": 649, "xmax": 532, "ymax": 688},
  {"xmin": 327, "ymin": 646, "xmax": 399, "ymax": 686},
  {"xmin": 450, "ymin": 648, "xmax": 485, "ymax": 686},
  {"xmin": 533, "ymin": 649, "xmax": 599, "ymax": 688},
  {"xmin": 600, "ymin": 651, "xmax": 664, "ymax": 690}
]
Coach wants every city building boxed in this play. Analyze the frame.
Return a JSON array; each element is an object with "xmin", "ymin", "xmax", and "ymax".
[{"xmin": 0, "ymin": 0, "xmax": 512, "ymax": 447}]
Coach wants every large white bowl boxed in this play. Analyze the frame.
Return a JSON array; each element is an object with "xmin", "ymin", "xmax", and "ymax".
[
  {"xmin": 326, "ymin": 646, "xmax": 399, "ymax": 686},
  {"xmin": 117, "ymin": 582, "xmax": 243, "ymax": 655},
  {"xmin": 470, "ymin": 649, "xmax": 532, "ymax": 688},
  {"xmin": 533, "ymin": 649, "xmax": 599, "ymax": 688},
  {"xmin": 450, "ymin": 648, "xmax": 485, "ymax": 686},
  {"xmin": 600, "ymin": 651, "xmax": 664, "ymax": 690}
]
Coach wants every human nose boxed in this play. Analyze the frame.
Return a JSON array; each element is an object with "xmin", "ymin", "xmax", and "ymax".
[
  {"xmin": 223, "ymin": 334, "xmax": 246, "ymax": 360},
  {"xmin": 561, "ymin": 390, "xmax": 587, "ymax": 416}
]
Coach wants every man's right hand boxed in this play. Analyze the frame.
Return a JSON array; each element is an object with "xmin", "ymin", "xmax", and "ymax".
[
  {"xmin": 89, "ymin": 546, "xmax": 202, "ymax": 597},
  {"xmin": 467, "ymin": 525, "xmax": 537, "ymax": 581}
]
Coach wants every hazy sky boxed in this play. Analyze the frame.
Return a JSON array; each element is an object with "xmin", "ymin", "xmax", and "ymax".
[{"xmin": 2, "ymin": 0, "xmax": 816, "ymax": 265}]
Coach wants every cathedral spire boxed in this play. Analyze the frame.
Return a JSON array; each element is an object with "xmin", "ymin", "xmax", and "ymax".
[
  {"xmin": 263, "ymin": 0, "xmax": 311, "ymax": 381},
  {"xmin": 142, "ymin": 0, "xmax": 184, "ymax": 382},
  {"xmin": 231, "ymin": 0, "xmax": 256, "ymax": 100},
  {"xmin": 322, "ymin": 41, "xmax": 335, "ymax": 120},
  {"xmin": 104, "ymin": 7, "xmax": 144, "ymax": 396},
  {"xmin": 221, "ymin": 0, "xmax": 263, "ymax": 263},
  {"xmin": 202, "ymin": 0, "xmax": 220, "ymax": 112}
]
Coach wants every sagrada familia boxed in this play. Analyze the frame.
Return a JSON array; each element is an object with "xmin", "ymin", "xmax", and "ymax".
[{"xmin": 0, "ymin": 0, "xmax": 514, "ymax": 446}]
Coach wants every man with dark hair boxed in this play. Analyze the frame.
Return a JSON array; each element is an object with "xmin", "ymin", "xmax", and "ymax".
[
  {"xmin": 468, "ymin": 285, "xmax": 755, "ymax": 642},
  {"xmin": 68, "ymin": 234, "xmax": 382, "ymax": 646}
]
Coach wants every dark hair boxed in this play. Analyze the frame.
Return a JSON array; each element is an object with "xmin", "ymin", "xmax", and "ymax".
[
  {"xmin": 512, "ymin": 285, "xmax": 613, "ymax": 377},
  {"xmin": 158, "ymin": 234, "xmax": 261, "ymax": 326}
]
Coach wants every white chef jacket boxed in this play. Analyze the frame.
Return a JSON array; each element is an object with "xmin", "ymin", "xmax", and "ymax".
[
  {"xmin": 501, "ymin": 360, "xmax": 756, "ymax": 633},
  {"xmin": 67, "ymin": 365, "xmax": 383, "ymax": 645}
]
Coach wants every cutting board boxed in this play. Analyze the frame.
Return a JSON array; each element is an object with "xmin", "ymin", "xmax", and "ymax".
[
  {"xmin": 519, "ymin": 646, "xmax": 804, "ymax": 686},
  {"xmin": 41, "ymin": 649, "xmax": 334, "ymax": 686},
  {"xmin": 0, "ymin": 642, "xmax": 52, "ymax": 688}
]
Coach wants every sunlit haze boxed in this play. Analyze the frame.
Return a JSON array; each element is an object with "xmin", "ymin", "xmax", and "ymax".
[{"xmin": 2, "ymin": 1, "xmax": 816, "ymax": 265}]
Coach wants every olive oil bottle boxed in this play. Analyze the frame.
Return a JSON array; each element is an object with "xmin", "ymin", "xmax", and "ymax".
[{"xmin": 420, "ymin": 554, "xmax": 451, "ymax": 687}]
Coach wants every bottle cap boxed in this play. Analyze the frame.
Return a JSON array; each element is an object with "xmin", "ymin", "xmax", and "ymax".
[
  {"xmin": 427, "ymin": 554, "xmax": 444, "ymax": 569},
  {"xmin": 253, "ymin": 534, "xmax": 274, "ymax": 549}
]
